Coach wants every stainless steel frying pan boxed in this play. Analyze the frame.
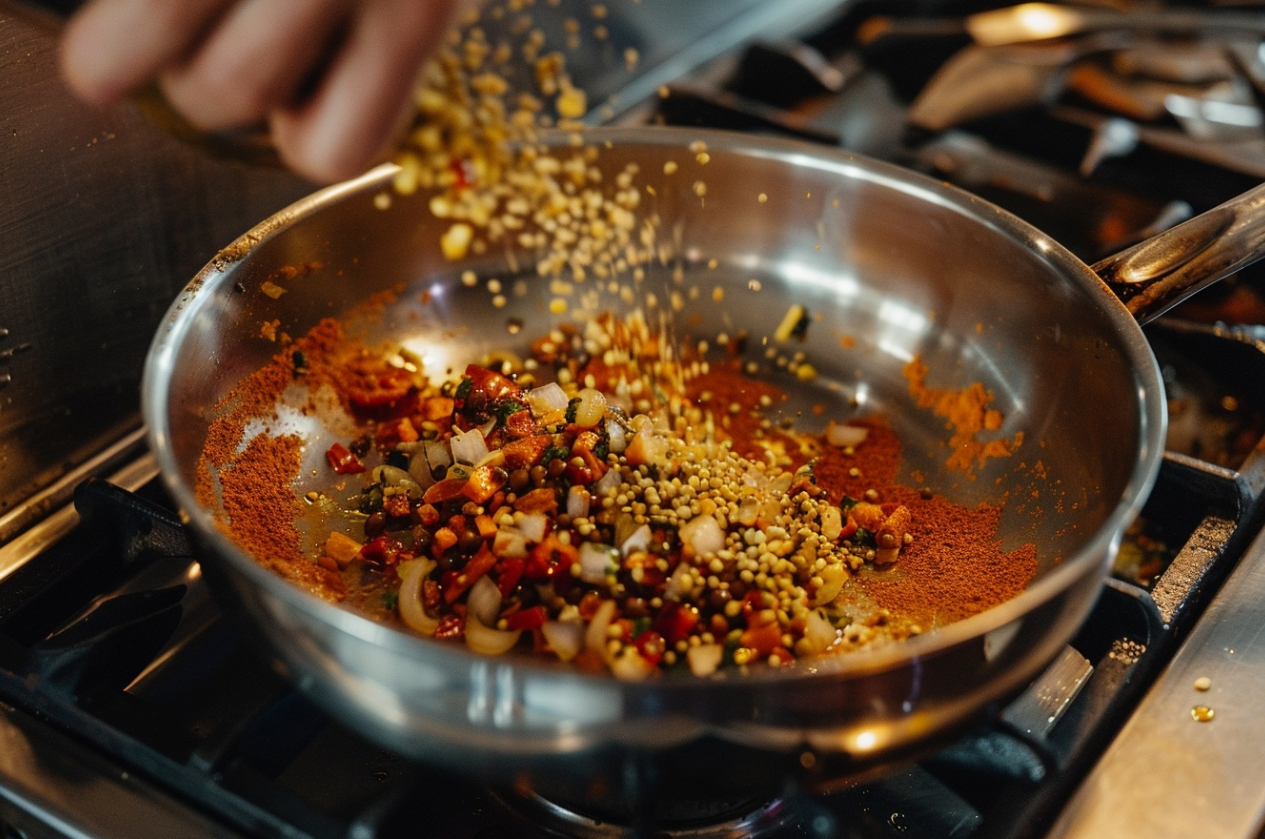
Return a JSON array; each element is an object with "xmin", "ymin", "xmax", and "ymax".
[{"xmin": 141, "ymin": 127, "xmax": 1265, "ymax": 804}]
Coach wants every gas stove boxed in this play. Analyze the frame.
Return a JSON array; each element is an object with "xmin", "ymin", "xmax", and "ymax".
[{"xmin": 4, "ymin": 2, "xmax": 1265, "ymax": 838}]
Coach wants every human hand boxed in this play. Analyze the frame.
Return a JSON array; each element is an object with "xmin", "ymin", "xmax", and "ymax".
[{"xmin": 61, "ymin": 0, "xmax": 464, "ymax": 183}]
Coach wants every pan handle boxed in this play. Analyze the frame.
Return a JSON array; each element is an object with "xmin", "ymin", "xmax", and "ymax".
[{"xmin": 1093, "ymin": 182, "xmax": 1265, "ymax": 325}]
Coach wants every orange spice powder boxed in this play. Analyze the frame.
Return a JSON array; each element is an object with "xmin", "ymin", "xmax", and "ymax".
[{"xmin": 903, "ymin": 356, "xmax": 1023, "ymax": 473}]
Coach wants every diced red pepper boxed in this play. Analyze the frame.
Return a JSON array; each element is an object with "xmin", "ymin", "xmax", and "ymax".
[
  {"xmin": 652, "ymin": 601, "xmax": 700, "ymax": 646},
  {"xmin": 504, "ymin": 605, "xmax": 547, "ymax": 631},
  {"xmin": 633, "ymin": 630, "xmax": 666, "ymax": 667},
  {"xmin": 326, "ymin": 442, "xmax": 365, "ymax": 474},
  {"xmin": 740, "ymin": 589, "xmax": 776, "ymax": 623},
  {"xmin": 359, "ymin": 535, "xmax": 406, "ymax": 566},
  {"xmin": 565, "ymin": 430, "xmax": 607, "ymax": 485},
  {"xmin": 504, "ymin": 408, "xmax": 539, "ymax": 438},
  {"xmin": 495, "ymin": 556, "xmax": 526, "ymax": 600},
  {"xmin": 434, "ymin": 613, "xmax": 465, "ymax": 640},
  {"xmin": 839, "ymin": 513, "xmax": 858, "ymax": 540},
  {"xmin": 443, "ymin": 543, "xmax": 498, "ymax": 604},
  {"xmin": 448, "ymin": 157, "xmax": 475, "ymax": 191},
  {"xmin": 525, "ymin": 534, "xmax": 579, "ymax": 581},
  {"xmin": 461, "ymin": 365, "xmax": 521, "ymax": 404},
  {"xmin": 423, "ymin": 477, "xmax": 468, "ymax": 505}
]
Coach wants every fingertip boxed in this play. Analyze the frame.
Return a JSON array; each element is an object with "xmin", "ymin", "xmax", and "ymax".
[
  {"xmin": 270, "ymin": 112, "xmax": 379, "ymax": 184},
  {"xmin": 60, "ymin": 10, "xmax": 126, "ymax": 103}
]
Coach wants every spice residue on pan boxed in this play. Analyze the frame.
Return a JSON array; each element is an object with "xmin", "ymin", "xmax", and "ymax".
[
  {"xmin": 198, "ymin": 319, "xmax": 351, "ymax": 600},
  {"xmin": 903, "ymin": 356, "xmax": 1024, "ymax": 473}
]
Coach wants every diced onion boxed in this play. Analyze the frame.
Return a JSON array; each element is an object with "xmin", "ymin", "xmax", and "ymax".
[
  {"xmin": 465, "ymin": 613, "xmax": 522, "ymax": 655},
  {"xmin": 450, "ymin": 427, "xmax": 489, "ymax": 465},
  {"xmin": 593, "ymin": 467, "xmax": 622, "ymax": 498},
  {"xmin": 492, "ymin": 526, "xmax": 529, "ymax": 558},
  {"xmin": 802, "ymin": 609, "xmax": 839, "ymax": 655},
  {"xmin": 408, "ymin": 440, "xmax": 451, "ymax": 487},
  {"xmin": 467, "ymin": 575, "xmax": 502, "ymax": 626},
  {"xmin": 515, "ymin": 510, "xmax": 548, "ymax": 544},
  {"xmin": 812, "ymin": 563, "xmax": 847, "ymax": 607},
  {"xmin": 619, "ymin": 523, "xmax": 652, "ymax": 557},
  {"xmin": 609, "ymin": 647, "xmax": 655, "ymax": 682},
  {"xmin": 573, "ymin": 388, "xmax": 607, "ymax": 428},
  {"xmin": 567, "ymin": 486, "xmax": 591, "ymax": 519},
  {"xmin": 542, "ymin": 620, "xmax": 584, "ymax": 662},
  {"xmin": 687, "ymin": 643, "xmax": 724, "ymax": 678},
  {"xmin": 679, "ymin": 515, "xmax": 724, "ymax": 557},
  {"xmin": 585, "ymin": 599, "xmax": 617, "ymax": 658},
  {"xmin": 826, "ymin": 421, "xmax": 869, "ymax": 448},
  {"xmin": 820, "ymin": 506, "xmax": 843, "ymax": 541},
  {"xmin": 527, "ymin": 382, "xmax": 569, "ymax": 415},
  {"xmin": 605, "ymin": 418, "xmax": 627, "ymax": 453},
  {"xmin": 624, "ymin": 429, "xmax": 667, "ymax": 465},
  {"xmin": 398, "ymin": 559, "xmax": 439, "ymax": 635},
  {"xmin": 578, "ymin": 542, "xmax": 618, "ymax": 584},
  {"xmin": 664, "ymin": 563, "xmax": 694, "ymax": 601}
]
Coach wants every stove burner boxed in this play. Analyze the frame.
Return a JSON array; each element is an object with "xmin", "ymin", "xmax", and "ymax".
[{"xmin": 498, "ymin": 788, "xmax": 801, "ymax": 839}]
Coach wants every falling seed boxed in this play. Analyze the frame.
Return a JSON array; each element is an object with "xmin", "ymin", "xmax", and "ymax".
[
  {"xmin": 461, "ymin": 270, "xmax": 478, "ymax": 287},
  {"xmin": 1191, "ymin": 705, "xmax": 1215, "ymax": 722},
  {"xmin": 758, "ymin": 193, "xmax": 768, "ymax": 203},
  {"xmin": 1193, "ymin": 676, "xmax": 1212, "ymax": 691},
  {"xmin": 373, "ymin": 192, "xmax": 392, "ymax": 210}
]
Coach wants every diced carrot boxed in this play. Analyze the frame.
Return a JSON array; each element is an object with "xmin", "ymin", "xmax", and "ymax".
[
  {"xmin": 502, "ymin": 435, "xmax": 551, "ymax": 468},
  {"xmin": 375, "ymin": 417, "xmax": 419, "ymax": 448},
  {"xmin": 463, "ymin": 464, "xmax": 509, "ymax": 503},
  {"xmin": 515, "ymin": 487, "xmax": 558, "ymax": 513},
  {"xmin": 474, "ymin": 514, "xmax": 498, "ymax": 539},
  {"xmin": 422, "ymin": 396, "xmax": 455, "ymax": 421},
  {"xmin": 739, "ymin": 619, "xmax": 784, "ymax": 657},
  {"xmin": 324, "ymin": 532, "xmax": 363, "ymax": 567},
  {"xmin": 433, "ymin": 527, "xmax": 458, "ymax": 552}
]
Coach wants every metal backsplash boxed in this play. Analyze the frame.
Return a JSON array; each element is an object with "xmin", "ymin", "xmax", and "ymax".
[{"xmin": 0, "ymin": 4, "xmax": 315, "ymax": 540}]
